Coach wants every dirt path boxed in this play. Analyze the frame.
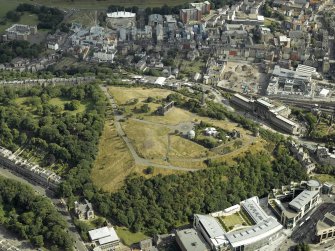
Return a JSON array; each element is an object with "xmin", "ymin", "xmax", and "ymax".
[{"xmin": 101, "ymin": 85, "xmax": 199, "ymax": 172}]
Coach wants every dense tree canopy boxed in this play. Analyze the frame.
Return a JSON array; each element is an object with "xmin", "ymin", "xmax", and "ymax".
[
  {"xmin": 0, "ymin": 84, "xmax": 107, "ymax": 171},
  {"xmin": 0, "ymin": 40, "xmax": 42, "ymax": 63},
  {"xmin": 0, "ymin": 83, "xmax": 308, "ymax": 238},
  {"xmin": 88, "ymin": 144, "xmax": 307, "ymax": 235},
  {"xmin": 0, "ymin": 176, "xmax": 73, "ymax": 250},
  {"xmin": 16, "ymin": 4, "xmax": 64, "ymax": 30}
]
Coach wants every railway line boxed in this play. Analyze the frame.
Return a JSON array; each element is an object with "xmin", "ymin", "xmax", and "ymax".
[{"xmin": 272, "ymin": 97, "xmax": 335, "ymax": 114}]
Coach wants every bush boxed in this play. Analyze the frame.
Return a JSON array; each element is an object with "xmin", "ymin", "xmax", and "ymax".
[
  {"xmin": 145, "ymin": 166, "xmax": 154, "ymax": 174},
  {"xmin": 64, "ymin": 100, "xmax": 80, "ymax": 111}
]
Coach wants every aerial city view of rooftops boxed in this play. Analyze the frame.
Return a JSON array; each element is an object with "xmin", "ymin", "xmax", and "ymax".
[{"xmin": 0, "ymin": 0, "xmax": 335, "ymax": 251}]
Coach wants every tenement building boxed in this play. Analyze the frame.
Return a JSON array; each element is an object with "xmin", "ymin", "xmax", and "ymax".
[
  {"xmin": 315, "ymin": 211, "xmax": 335, "ymax": 243},
  {"xmin": 0, "ymin": 146, "xmax": 61, "ymax": 190}
]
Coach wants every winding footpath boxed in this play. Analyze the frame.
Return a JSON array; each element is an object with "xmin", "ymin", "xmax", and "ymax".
[{"xmin": 101, "ymin": 85, "xmax": 199, "ymax": 172}]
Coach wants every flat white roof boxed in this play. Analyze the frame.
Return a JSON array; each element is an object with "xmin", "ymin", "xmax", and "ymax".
[
  {"xmin": 107, "ymin": 12, "xmax": 136, "ymax": 18},
  {"xmin": 154, "ymin": 77, "xmax": 166, "ymax": 85},
  {"xmin": 257, "ymin": 15, "xmax": 264, "ymax": 21},
  {"xmin": 241, "ymin": 197, "xmax": 268, "ymax": 224},
  {"xmin": 279, "ymin": 36, "xmax": 290, "ymax": 42},
  {"xmin": 233, "ymin": 93, "xmax": 251, "ymax": 103},
  {"xmin": 256, "ymin": 99, "xmax": 274, "ymax": 108},
  {"xmin": 289, "ymin": 190, "xmax": 319, "ymax": 211},
  {"xmin": 296, "ymin": 64, "xmax": 316, "ymax": 75},
  {"xmin": 272, "ymin": 65, "xmax": 311, "ymax": 81},
  {"xmin": 98, "ymin": 234, "xmax": 119, "ymax": 245},
  {"xmin": 226, "ymin": 217, "xmax": 283, "ymax": 248},
  {"xmin": 196, "ymin": 214, "xmax": 226, "ymax": 238},
  {"xmin": 89, "ymin": 227, "xmax": 118, "ymax": 241},
  {"xmin": 319, "ymin": 88, "xmax": 330, "ymax": 96}
]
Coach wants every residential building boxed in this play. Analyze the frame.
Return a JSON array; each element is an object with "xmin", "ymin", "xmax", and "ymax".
[
  {"xmin": 190, "ymin": 1, "xmax": 211, "ymax": 14},
  {"xmin": 89, "ymin": 227, "xmax": 120, "ymax": 251},
  {"xmin": 180, "ymin": 8, "xmax": 202, "ymax": 24},
  {"xmin": 268, "ymin": 180, "xmax": 321, "ymax": 229},
  {"xmin": 316, "ymin": 146, "xmax": 335, "ymax": 166},
  {"xmin": 176, "ymin": 228, "xmax": 210, "ymax": 251},
  {"xmin": 289, "ymin": 141, "xmax": 316, "ymax": 174},
  {"xmin": 74, "ymin": 200, "xmax": 95, "ymax": 220},
  {"xmin": 315, "ymin": 211, "xmax": 335, "ymax": 243},
  {"xmin": 148, "ymin": 14, "xmax": 164, "ymax": 26},
  {"xmin": 93, "ymin": 49, "xmax": 117, "ymax": 63},
  {"xmin": 48, "ymin": 42, "xmax": 59, "ymax": 51},
  {"xmin": 0, "ymin": 146, "xmax": 61, "ymax": 190}
]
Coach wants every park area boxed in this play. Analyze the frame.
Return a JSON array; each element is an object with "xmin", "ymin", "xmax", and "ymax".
[{"xmin": 92, "ymin": 86, "xmax": 268, "ymax": 192}]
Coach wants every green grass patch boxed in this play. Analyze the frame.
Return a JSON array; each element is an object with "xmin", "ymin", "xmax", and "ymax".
[
  {"xmin": 314, "ymin": 174, "xmax": 335, "ymax": 184},
  {"xmin": 0, "ymin": 0, "xmax": 19, "ymax": 19},
  {"xmin": 48, "ymin": 97, "xmax": 86, "ymax": 114},
  {"xmin": 219, "ymin": 212, "xmax": 250, "ymax": 231},
  {"xmin": 115, "ymin": 226, "xmax": 149, "ymax": 246},
  {"xmin": 0, "ymin": 12, "xmax": 39, "ymax": 33}
]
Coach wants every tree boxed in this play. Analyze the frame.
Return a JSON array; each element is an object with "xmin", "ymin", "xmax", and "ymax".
[
  {"xmin": 145, "ymin": 166, "xmax": 154, "ymax": 174},
  {"xmin": 294, "ymin": 243, "xmax": 310, "ymax": 251},
  {"xmin": 31, "ymin": 235, "xmax": 44, "ymax": 247},
  {"xmin": 0, "ymin": 177, "xmax": 73, "ymax": 249},
  {"xmin": 64, "ymin": 100, "xmax": 80, "ymax": 111},
  {"xmin": 139, "ymin": 104, "xmax": 150, "ymax": 113}
]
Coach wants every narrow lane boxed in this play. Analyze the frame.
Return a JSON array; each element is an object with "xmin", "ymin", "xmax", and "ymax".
[{"xmin": 0, "ymin": 166, "xmax": 87, "ymax": 251}]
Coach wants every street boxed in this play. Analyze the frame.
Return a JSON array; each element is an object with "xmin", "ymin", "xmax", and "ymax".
[{"xmin": 0, "ymin": 166, "xmax": 87, "ymax": 251}]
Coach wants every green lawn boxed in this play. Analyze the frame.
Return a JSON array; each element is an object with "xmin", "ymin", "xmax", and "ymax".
[
  {"xmin": 14, "ymin": 97, "xmax": 87, "ymax": 115},
  {"xmin": 49, "ymin": 97, "xmax": 86, "ymax": 114},
  {"xmin": 0, "ymin": 12, "xmax": 38, "ymax": 33},
  {"xmin": 219, "ymin": 212, "xmax": 249, "ymax": 230},
  {"xmin": 314, "ymin": 174, "xmax": 335, "ymax": 184},
  {"xmin": 115, "ymin": 226, "xmax": 149, "ymax": 246},
  {"xmin": 0, "ymin": 0, "xmax": 18, "ymax": 18}
]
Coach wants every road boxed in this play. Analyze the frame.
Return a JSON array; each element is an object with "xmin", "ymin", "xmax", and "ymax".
[
  {"xmin": 291, "ymin": 203, "xmax": 335, "ymax": 244},
  {"xmin": 0, "ymin": 166, "xmax": 87, "ymax": 251},
  {"xmin": 101, "ymin": 85, "xmax": 199, "ymax": 172}
]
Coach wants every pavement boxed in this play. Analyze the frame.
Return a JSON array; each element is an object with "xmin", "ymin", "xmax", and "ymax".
[
  {"xmin": 0, "ymin": 166, "xmax": 87, "ymax": 251},
  {"xmin": 291, "ymin": 202, "xmax": 335, "ymax": 244}
]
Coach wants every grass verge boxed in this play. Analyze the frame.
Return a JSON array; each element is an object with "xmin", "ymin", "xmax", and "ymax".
[{"xmin": 115, "ymin": 226, "xmax": 149, "ymax": 246}]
